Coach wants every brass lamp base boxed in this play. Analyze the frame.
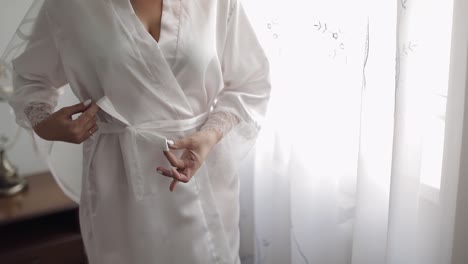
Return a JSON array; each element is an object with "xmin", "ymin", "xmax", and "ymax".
[
  {"xmin": 0, "ymin": 149, "xmax": 27, "ymax": 197},
  {"xmin": 0, "ymin": 174, "xmax": 27, "ymax": 196}
]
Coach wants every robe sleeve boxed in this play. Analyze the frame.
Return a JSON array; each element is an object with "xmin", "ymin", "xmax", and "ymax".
[
  {"xmin": 8, "ymin": 3, "xmax": 68, "ymax": 130},
  {"xmin": 201, "ymin": 111, "xmax": 241, "ymax": 137},
  {"xmin": 211, "ymin": 0, "xmax": 271, "ymax": 135}
]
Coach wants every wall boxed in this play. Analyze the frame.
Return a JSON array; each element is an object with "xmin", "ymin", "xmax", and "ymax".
[{"xmin": 0, "ymin": 0, "xmax": 49, "ymax": 176}]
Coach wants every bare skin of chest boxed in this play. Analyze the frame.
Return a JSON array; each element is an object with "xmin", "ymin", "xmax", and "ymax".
[{"xmin": 130, "ymin": 0, "xmax": 163, "ymax": 42}]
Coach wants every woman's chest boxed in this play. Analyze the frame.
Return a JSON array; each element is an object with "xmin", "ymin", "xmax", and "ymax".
[
  {"xmin": 129, "ymin": 0, "xmax": 163, "ymax": 43},
  {"xmin": 46, "ymin": 0, "xmax": 223, "ymax": 75}
]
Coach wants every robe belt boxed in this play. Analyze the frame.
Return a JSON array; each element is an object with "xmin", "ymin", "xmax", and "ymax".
[{"xmin": 86, "ymin": 96, "xmax": 209, "ymax": 200}]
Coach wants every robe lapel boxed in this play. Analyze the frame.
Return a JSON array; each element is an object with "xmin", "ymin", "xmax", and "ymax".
[
  {"xmin": 108, "ymin": 0, "xmax": 193, "ymax": 119},
  {"xmin": 159, "ymin": 0, "xmax": 182, "ymax": 70}
]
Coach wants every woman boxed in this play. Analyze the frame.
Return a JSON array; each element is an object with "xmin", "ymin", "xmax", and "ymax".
[{"xmin": 6, "ymin": 0, "xmax": 270, "ymax": 263}]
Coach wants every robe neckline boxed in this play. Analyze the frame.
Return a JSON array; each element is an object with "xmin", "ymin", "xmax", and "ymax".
[
  {"xmin": 109, "ymin": 0, "xmax": 182, "ymax": 69},
  {"xmin": 126, "ymin": 0, "xmax": 165, "ymax": 44},
  {"xmin": 107, "ymin": 0, "xmax": 193, "ymax": 118}
]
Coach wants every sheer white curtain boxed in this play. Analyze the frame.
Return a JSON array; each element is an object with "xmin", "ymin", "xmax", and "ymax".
[{"xmin": 237, "ymin": 0, "xmax": 467, "ymax": 263}]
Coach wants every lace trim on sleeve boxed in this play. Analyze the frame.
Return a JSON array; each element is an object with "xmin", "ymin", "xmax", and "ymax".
[
  {"xmin": 24, "ymin": 102, "xmax": 53, "ymax": 128},
  {"xmin": 201, "ymin": 111, "xmax": 241, "ymax": 137}
]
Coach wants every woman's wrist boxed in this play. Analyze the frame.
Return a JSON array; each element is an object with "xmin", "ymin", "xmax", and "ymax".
[{"xmin": 201, "ymin": 129, "xmax": 223, "ymax": 146}]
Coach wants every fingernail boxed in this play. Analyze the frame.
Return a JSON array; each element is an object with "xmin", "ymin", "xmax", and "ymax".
[
  {"xmin": 167, "ymin": 140, "xmax": 175, "ymax": 145},
  {"xmin": 157, "ymin": 169, "xmax": 163, "ymax": 175},
  {"xmin": 84, "ymin": 99, "xmax": 92, "ymax": 106}
]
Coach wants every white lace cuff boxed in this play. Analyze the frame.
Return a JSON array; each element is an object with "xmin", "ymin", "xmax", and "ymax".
[
  {"xmin": 201, "ymin": 111, "xmax": 240, "ymax": 137},
  {"xmin": 24, "ymin": 102, "xmax": 53, "ymax": 128}
]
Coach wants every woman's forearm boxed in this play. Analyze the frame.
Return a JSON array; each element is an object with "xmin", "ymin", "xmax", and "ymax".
[
  {"xmin": 200, "ymin": 111, "xmax": 240, "ymax": 141},
  {"xmin": 23, "ymin": 102, "xmax": 53, "ymax": 128}
]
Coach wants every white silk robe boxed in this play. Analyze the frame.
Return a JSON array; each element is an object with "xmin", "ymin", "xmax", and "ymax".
[{"xmin": 7, "ymin": 0, "xmax": 271, "ymax": 263}]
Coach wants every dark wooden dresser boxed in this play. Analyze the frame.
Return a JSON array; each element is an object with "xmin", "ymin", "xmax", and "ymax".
[{"xmin": 0, "ymin": 172, "xmax": 87, "ymax": 264}]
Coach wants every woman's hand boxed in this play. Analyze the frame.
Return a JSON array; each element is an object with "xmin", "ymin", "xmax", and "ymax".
[
  {"xmin": 157, "ymin": 129, "xmax": 222, "ymax": 192},
  {"xmin": 33, "ymin": 101, "xmax": 100, "ymax": 144}
]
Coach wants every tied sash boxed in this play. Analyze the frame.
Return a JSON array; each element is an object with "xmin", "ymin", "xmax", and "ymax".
[{"xmin": 85, "ymin": 96, "xmax": 209, "ymax": 200}]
